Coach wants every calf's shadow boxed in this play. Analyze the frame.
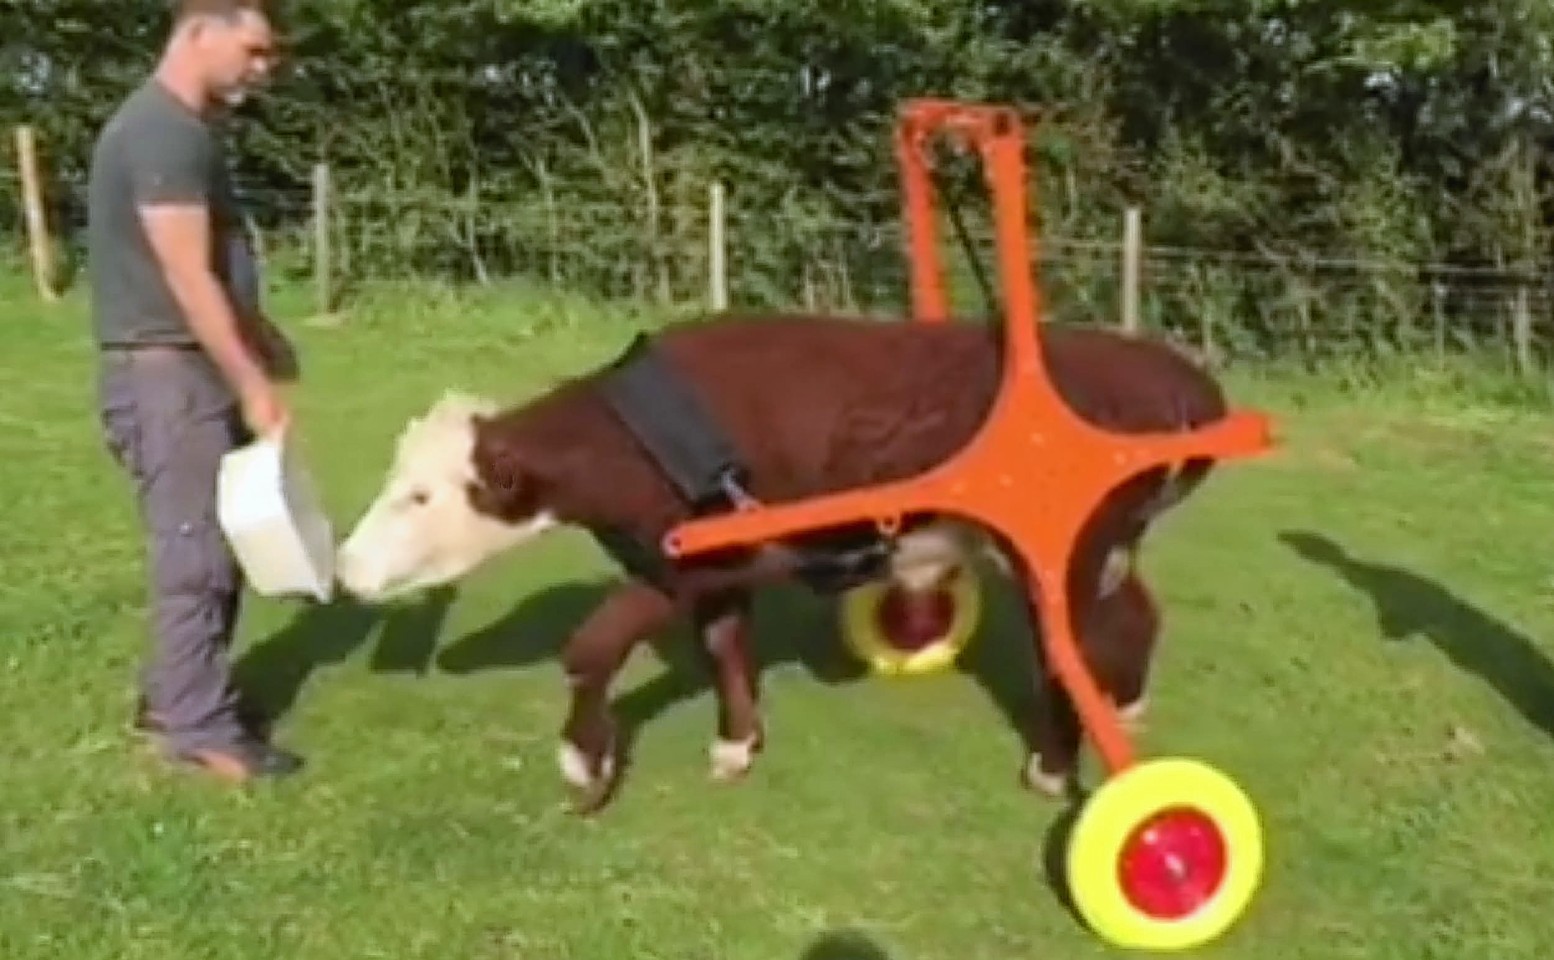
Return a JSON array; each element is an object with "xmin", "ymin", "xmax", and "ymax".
[
  {"xmin": 1280, "ymin": 529, "xmax": 1554, "ymax": 741},
  {"xmin": 224, "ymin": 557, "xmax": 1079, "ymax": 914},
  {"xmin": 434, "ymin": 564, "xmax": 1048, "ymax": 783},
  {"xmin": 433, "ymin": 577, "xmax": 867, "ymax": 760},
  {"xmin": 232, "ymin": 584, "xmax": 459, "ymax": 723}
]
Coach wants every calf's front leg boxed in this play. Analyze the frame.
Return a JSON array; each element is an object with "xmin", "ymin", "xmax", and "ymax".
[
  {"xmin": 696, "ymin": 590, "xmax": 765, "ymax": 781},
  {"xmin": 557, "ymin": 579, "xmax": 676, "ymax": 814}
]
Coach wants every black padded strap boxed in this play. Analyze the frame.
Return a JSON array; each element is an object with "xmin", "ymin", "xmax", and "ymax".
[{"xmin": 599, "ymin": 333, "xmax": 753, "ymax": 511}]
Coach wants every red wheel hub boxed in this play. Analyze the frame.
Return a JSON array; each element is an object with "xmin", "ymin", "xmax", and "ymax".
[
  {"xmin": 874, "ymin": 584, "xmax": 955, "ymax": 651},
  {"xmin": 1117, "ymin": 806, "xmax": 1228, "ymax": 921}
]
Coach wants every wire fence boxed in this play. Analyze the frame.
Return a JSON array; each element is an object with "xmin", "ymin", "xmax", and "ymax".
[{"xmin": 7, "ymin": 161, "xmax": 1554, "ymax": 377}]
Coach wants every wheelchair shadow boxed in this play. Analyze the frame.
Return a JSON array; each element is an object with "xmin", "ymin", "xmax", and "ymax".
[{"xmin": 1281, "ymin": 529, "xmax": 1554, "ymax": 741}]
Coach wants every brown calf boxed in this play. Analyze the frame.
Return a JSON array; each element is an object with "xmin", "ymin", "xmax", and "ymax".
[{"xmin": 337, "ymin": 311, "xmax": 1227, "ymax": 811}]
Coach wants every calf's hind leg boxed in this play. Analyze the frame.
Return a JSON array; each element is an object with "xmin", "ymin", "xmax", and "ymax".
[
  {"xmin": 1020, "ymin": 547, "xmax": 1158, "ymax": 799},
  {"xmin": 1090, "ymin": 570, "xmax": 1160, "ymax": 730},
  {"xmin": 557, "ymin": 579, "xmax": 676, "ymax": 813},
  {"xmin": 1016, "ymin": 565, "xmax": 1089, "ymax": 801},
  {"xmin": 697, "ymin": 590, "xmax": 765, "ymax": 782}
]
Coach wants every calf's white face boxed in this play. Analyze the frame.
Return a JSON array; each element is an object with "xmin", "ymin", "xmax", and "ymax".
[{"xmin": 336, "ymin": 390, "xmax": 557, "ymax": 602}]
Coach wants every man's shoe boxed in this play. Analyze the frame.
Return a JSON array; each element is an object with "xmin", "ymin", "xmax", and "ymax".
[{"xmin": 172, "ymin": 735, "xmax": 304, "ymax": 785}]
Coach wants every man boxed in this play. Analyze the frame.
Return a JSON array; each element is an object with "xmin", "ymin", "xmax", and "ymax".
[{"xmin": 87, "ymin": 0, "xmax": 301, "ymax": 783}]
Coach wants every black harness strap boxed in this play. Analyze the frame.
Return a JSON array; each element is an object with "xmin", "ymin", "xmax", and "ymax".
[
  {"xmin": 587, "ymin": 331, "xmax": 896, "ymax": 596},
  {"xmin": 589, "ymin": 332, "xmax": 756, "ymax": 587},
  {"xmin": 598, "ymin": 332, "xmax": 757, "ymax": 512}
]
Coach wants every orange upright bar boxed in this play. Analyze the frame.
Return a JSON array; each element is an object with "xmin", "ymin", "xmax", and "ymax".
[{"xmin": 896, "ymin": 116, "xmax": 948, "ymax": 322}]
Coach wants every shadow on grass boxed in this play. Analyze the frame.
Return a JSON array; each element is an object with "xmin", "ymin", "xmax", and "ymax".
[
  {"xmin": 231, "ymin": 564, "xmax": 1081, "ymax": 912},
  {"xmin": 434, "ymin": 577, "xmax": 864, "ymax": 767},
  {"xmin": 1280, "ymin": 529, "xmax": 1554, "ymax": 740},
  {"xmin": 232, "ymin": 584, "xmax": 458, "ymax": 722},
  {"xmin": 800, "ymin": 930, "xmax": 892, "ymax": 959},
  {"xmin": 1039, "ymin": 800, "xmax": 1086, "ymax": 924},
  {"xmin": 434, "ymin": 565, "xmax": 1050, "ymax": 789}
]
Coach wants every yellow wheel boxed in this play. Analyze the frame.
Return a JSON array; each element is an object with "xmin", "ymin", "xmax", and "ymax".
[
  {"xmin": 1065, "ymin": 757, "xmax": 1264, "ymax": 952},
  {"xmin": 838, "ymin": 564, "xmax": 983, "ymax": 676}
]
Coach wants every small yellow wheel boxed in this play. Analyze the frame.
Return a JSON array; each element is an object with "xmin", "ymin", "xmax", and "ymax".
[
  {"xmin": 838, "ymin": 564, "xmax": 983, "ymax": 676},
  {"xmin": 1065, "ymin": 757, "xmax": 1264, "ymax": 952}
]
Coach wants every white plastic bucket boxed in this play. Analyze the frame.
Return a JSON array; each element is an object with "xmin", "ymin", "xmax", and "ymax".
[{"xmin": 216, "ymin": 430, "xmax": 336, "ymax": 602}]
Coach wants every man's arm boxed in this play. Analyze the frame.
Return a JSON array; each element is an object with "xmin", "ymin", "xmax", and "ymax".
[
  {"xmin": 125, "ymin": 126, "xmax": 276, "ymax": 408},
  {"xmin": 140, "ymin": 204, "xmax": 274, "ymax": 400}
]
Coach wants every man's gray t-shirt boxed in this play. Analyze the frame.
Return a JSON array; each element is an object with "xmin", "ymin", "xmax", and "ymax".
[{"xmin": 87, "ymin": 80, "xmax": 250, "ymax": 349}]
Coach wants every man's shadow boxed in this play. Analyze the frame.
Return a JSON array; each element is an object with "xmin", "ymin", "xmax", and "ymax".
[
  {"xmin": 233, "ymin": 584, "xmax": 459, "ymax": 722},
  {"xmin": 1281, "ymin": 529, "xmax": 1554, "ymax": 740}
]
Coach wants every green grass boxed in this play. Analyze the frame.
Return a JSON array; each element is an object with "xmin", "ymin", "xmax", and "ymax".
[{"xmin": 7, "ymin": 267, "xmax": 1554, "ymax": 960}]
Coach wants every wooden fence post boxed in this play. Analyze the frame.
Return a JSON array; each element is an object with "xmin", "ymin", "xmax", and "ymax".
[
  {"xmin": 1121, "ymin": 205, "xmax": 1142, "ymax": 333},
  {"xmin": 13, "ymin": 125, "xmax": 59, "ymax": 302},
  {"xmin": 1431, "ymin": 280, "xmax": 1447, "ymax": 364},
  {"xmin": 312, "ymin": 161, "xmax": 332, "ymax": 317},
  {"xmin": 1512, "ymin": 281, "xmax": 1534, "ymax": 378},
  {"xmin": 708, "ymin": 180, "xmax": 727, "ymax": 311}
]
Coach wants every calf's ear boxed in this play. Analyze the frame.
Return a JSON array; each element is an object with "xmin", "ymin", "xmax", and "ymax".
[{"xmin": 466, "ymin": 417, "xmax": 539, "ymax": 522}]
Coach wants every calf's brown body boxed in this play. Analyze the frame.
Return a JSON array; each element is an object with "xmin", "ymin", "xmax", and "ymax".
[{"xmin": 466, "ymin": 312, "xmax": 1226, "ymax": 810}]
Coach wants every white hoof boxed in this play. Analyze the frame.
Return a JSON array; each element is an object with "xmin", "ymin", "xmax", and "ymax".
[
  {"xmin": 557, "ymin": 739, "xmax": 614, "ymax": 790},
  {"xmin": 708, "ymin": 735, "xmax": 759, "ymax": 781},
  {"xmin": 1022, "ymin": 754, "xmax": 1071, "ymax": 798},
  {"xmin": 1098, "ymin": 546, "xmax": 1132, "ymax": 597},
  {"xmin": 1117, "ymin": 695, "xmax": 1148, "ymax": 730}
]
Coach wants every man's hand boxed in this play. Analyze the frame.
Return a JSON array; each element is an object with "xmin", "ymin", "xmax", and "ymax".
[{"xmin": 240, "ymin": 376, "xmax": 290, "ymax": 439}]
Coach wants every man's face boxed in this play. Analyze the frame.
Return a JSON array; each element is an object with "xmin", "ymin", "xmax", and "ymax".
[{"xmin": 190, "ymin": 9, "xmax": 276, "ymax": 108}]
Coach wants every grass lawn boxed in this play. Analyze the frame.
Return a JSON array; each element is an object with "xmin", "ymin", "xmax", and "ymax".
[{"xmin": 5, "ymin": 266, "xmax": 1554, "ymax": 960}]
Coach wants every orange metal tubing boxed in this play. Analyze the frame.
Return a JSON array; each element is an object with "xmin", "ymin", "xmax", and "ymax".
[{"xmin": 896, "ymin": 119, "xmax": 947, "ymax": 322}]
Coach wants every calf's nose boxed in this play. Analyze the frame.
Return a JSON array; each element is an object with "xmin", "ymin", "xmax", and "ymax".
[{"xmin": 334, "ymin": 544, "xmax": 376, "ymax": 599}]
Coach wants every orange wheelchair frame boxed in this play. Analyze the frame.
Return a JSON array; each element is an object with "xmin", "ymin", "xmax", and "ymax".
[{"xmin": 662, "ymin": 98, "xmax": 1276, "ymax": 952}]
